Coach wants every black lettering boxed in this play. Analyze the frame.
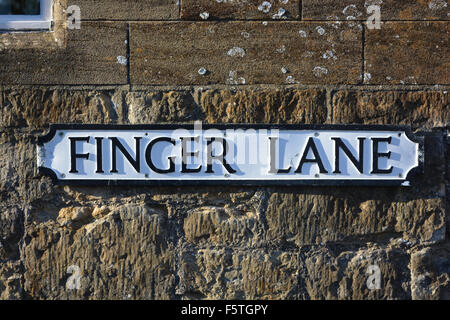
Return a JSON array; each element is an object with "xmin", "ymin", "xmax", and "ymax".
[
  {"xmin": 295, "ymin": 137, "xmax": 328, "ymax": 174},
  {"xmin": 69, "ymin": 137, "xmax": 90, "ymax": 173},
  {"xmin": 269, "ymin": 137, "xmax": 291, "ymax": 173},
  {"xmin": 332, "ymin": 137, "xmax": 365, "ymax": 174},
  {"xmin": 145, "ymin": 137, "xmax": 176, "ymax": 174},
  {"xmin": 181, "ymin": 137, "xmax": 202, "ymax": 173},
  {"xmin": 205, "ymin": 137, "xmax": 236, "ymax": 174},
  {"xmin": 109, "ymin": 137, "xmax": 141, "ymax": 173},
  {"xmin": 371, "ymin": 137, "xmax": 393, "ymax": 174},
  {"xmin": 95, "ymin": 137, "xmax": 104, "ymax": 173}
]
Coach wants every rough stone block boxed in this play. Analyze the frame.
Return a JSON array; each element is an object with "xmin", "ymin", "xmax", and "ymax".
[
  {"xmin": 0, "ymin": 130, "xmax": 53, "ymax": 206},
  {"xmin": 152, "ymin": 190, "xmax": 266, "ymax": 247},
  {"xmin": 365, "ymin": 22, "xmax": 449, "ymax": 85},
  {"xmin": 298, "ymin": 245, "xmax": 411, "ymax": 299},
  {"xmin": 199, "ymin": 88, "xmax": 327, "ymax": 124},
  {"xmin": 178, "ymin": 244, "xmax": 412, "ymax": 300},
  {"xmin": 69, "ymin": 0, "xmax": 179, "ymax": 20},
  {"xmin": 182, "ymin": 203, "xmax": 265, "ymax": 247},
  {"xmin": 181, "ymin": 0, "xmax": 299, "ymax": 20},
  {"xmin": 177, "ymin": 247, "xmax": 300, "ymax": 299},
  {"xmin": 22, "ymin": 204, "xmax": 176, "ymax": 299},
  {"xmin": 0, "ymin": 88, "xmax": 127, "ymax": 129},
  {"xmin": 126, "ymin": 88, "xmax": 328, "ymax": 124},
  {"xmin": 0, "ymin": 23, "xmax": 127, "ymax": 85},
  {"xmin": 331, "ymin": 90, "xmax": 450, "ymax": 130},
  {"xmin": 0, "ymin": 206, "xmax": 23, "ymax": 261},
  {"xmin": 303, "ymin": 0, "xmax": 450, "ymax": 20},
  {"xmin": 265, "ymin": 191, "xmax": 445, "ymax": 246},
  {"xmin": 130, "ymin": 22, "xmax": 362, "ymax": 85},
  {"xmin": 0, "ymin": 261, "xmax": 23, "ymax": 300},
  {"xmin": 410, "ymin": 245, "xmax": 450, "ymax": 300},
  {"xmin": 126, "ymin": 90, "xmax": 201, "ymax": 123}
]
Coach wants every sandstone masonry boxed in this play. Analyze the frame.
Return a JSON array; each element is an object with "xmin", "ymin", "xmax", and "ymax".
[{"xmin": 0, "ymin": 0, "xmax": 448, "ymax": 300}]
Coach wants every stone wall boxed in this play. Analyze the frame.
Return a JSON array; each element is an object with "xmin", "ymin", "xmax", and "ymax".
[{"xmin": 0, "ymin": 0, "xmax": 448, "ymax": 300}]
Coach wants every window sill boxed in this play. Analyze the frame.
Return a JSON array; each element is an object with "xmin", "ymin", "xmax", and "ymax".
[
  {"xmin": 0, "ymin": 20, "xmax": 52, "ymax": 31},
  {"xmin": 0, "ymin": 0, "xmax": 66, "ymax": 50}
]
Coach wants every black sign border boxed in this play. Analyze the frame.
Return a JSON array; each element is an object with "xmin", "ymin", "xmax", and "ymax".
[{"xmin": 37, "ymin": 123, "xmax": 424, "ymax": 187}]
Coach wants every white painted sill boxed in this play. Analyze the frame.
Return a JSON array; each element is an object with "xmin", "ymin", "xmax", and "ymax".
[{"xmin": 0, "ymin": 0, "xmax": 53, "ymax": 31}]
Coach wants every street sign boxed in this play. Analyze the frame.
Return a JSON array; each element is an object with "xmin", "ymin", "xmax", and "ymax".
[{"xmin": 37, "ymin": 124, "xmax": 423, "ymax": 186}]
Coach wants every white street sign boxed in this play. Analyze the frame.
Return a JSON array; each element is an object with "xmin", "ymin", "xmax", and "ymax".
[{"xmin": 37, "ymin": 124, "xmax": 422, "ymax": 186}]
